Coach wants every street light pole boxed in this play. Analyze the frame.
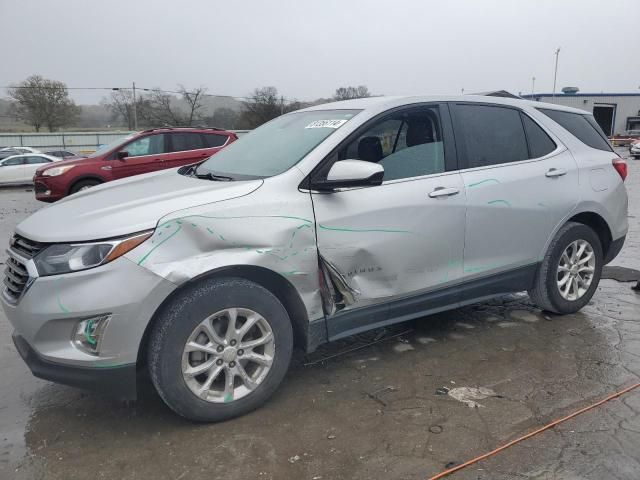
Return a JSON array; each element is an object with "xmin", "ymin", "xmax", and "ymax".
[
  {"xmin": 552, "ymin": 47, "xmax": 561, "ymax": 100},
  {"xmin": 531, "ymin": 76, "xmax": 536, "ymax": 97},
  {"xmin": 132, "ymin": 82, "xmax": 138, "ymax": 130}
]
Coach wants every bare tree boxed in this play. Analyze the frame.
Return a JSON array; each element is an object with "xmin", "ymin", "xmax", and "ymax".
[
  {"xmin": 102, "ymin": 89, "xmax": 136, "ymax": 129},
  {"xmin": 333, "ymin": 85, "xmax": 372, "ymax": 101},
  {"xmin": 238, "ymin": 86, "xmax": 282, "ymax": 129},
  {"xmin": 138, "ymin": 88, "xmax": 184, "ymax": 126},
  {"xmin": 206, "ymin": 107, "xmax": 238, "ymax": 129},
  {"xmin": 179, "ymin": 85, "xmax": 207, "ymax": 126},
  {"xmin": 8, "ymin": 75, "xmax": 79, "ymax": 131}
]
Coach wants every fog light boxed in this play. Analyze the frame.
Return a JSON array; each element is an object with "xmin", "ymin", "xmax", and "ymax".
[
  {"xmin": 44, "ymin": 190, "xmax": 51, "ymax": 195},
  {"xmin": 72, "ymin": 314, "xmax": 111, "ymax": 355}
]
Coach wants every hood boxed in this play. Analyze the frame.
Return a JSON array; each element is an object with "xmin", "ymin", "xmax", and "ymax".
[
  {"xmin": 36, "ymin": 155, "xmax": 95, "ymax": 173},
  {"xmin": 17, "ymin": 169, "xmax": 263, "ymax": 242}
]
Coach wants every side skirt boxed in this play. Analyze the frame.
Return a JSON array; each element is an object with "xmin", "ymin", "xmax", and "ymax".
[{"xmin": 324, "ymin": 263, "xmax": 539, "ymax": 342}]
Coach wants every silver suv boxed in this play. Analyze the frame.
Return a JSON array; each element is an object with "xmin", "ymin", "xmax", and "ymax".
[{"xmin": 2, "ymin": 96, "xmax": 628, "ymax": 421}]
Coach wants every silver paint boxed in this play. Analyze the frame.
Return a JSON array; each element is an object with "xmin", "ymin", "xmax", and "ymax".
[{"xmin": 2, "ymin": 94, "xmax": 629, "ymax": 372}]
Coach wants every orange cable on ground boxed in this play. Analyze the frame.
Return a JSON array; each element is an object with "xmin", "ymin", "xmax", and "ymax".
[{"xmin": 427, "ymin": 382, "xmax": 640, "ymax": 480}]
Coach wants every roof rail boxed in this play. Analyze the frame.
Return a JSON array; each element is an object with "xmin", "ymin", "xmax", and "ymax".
[{"xmin": 140, "ymin": 125, "xmax": 227, "ymax": 133}]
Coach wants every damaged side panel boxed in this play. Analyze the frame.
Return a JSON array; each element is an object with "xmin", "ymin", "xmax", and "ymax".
[
  {"xmin": 311, "ymin": 173, "xmax": 467, "ymax": 331},
  {"xmin": 125, "ymin": 177, "xmax": 325, "ymax": 333}
]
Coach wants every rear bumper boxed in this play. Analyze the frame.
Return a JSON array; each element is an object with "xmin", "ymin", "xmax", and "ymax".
[
  {"xmin": 13, "ymin": 333, "xmax": 137, "ymax": 399},
  {"xmin": 604, "ymin": 235, "xmax": 626, "ymax": 264}
]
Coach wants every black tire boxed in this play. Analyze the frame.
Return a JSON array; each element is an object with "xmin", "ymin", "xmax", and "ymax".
[
  {"xmin": 148, "ymin": 277, "xmax": 293, "ymax": 422},
  {"xmin": 528, "ymin": 222, "xmax": 603, "ymax": 314},
  {"xmin": 70, "ymin": 178, "xmax": 101, "ymax": 194}
]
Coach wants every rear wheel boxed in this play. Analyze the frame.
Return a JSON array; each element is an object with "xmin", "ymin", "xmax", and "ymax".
[
  {"xmin": 70, "ymin": 179, "xmax": 101, "ymax": 194},
  {"xmin": 528, "ymin": 222, "xmax": 603, "ymax": 314},
  {"xmin": 148, "ymin": 277, "xmax": 293, "ymax": 422}
]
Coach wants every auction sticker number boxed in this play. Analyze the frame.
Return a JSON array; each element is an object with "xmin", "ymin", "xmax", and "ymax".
[{"xmin": 305, "ymin": 119, "xmax": 348, "ymax": 129}]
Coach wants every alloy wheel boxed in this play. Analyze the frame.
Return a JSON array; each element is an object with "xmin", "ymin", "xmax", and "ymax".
[
  {"xmin": 556, "ymin": 239, "xmax": 595, "ymax": 301},
  {"xmin": 181, "ymin": 307, "xmax": 275, "ymax": 403}
]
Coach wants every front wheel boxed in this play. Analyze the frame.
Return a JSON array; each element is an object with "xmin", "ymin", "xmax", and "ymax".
[
  {"xmin": 70, "ymin": 179, "xmax": 101, "ymax": 194},
  {"xmin": 528, "ymin": 222, "xmax": 603, "ymax": 314},
  {"xmin": 148, "ymin": 277, "xmax": 293, "ymax": 422}
]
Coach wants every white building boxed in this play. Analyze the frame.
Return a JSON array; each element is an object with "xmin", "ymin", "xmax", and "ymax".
[{"xmin": 522, "ymin": 90, "xmax": 640, "ymax": 136}]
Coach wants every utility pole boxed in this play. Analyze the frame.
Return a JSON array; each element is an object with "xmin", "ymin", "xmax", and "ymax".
[
  {"xmin": 531, "ymin": 76, "xmax": 536, "ymax": 97},
  {"xmin": 280, "ymin": 95, "xmax": 284, "ymax": 115},
  {"xmin": 132, "ymin": 82, "xmax": 138, "ymax": 130},
  {"xmin": 552, "ymin": 47, "xmax": 561, "ymax": 100}
]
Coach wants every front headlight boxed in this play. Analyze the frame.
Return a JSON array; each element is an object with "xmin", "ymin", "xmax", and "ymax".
[
  {"xmin": 42, "ymin": 165, "xmax": 75, "ymax": 177},
  {"xmin": 34, "ymin": 230, "xmax": 153, "ymax": 276}
]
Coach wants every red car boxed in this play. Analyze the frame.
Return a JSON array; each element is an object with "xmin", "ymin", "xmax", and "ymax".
[{"xmin": 34, "ymin": 127, "xmax": 237, "ymax": 202}]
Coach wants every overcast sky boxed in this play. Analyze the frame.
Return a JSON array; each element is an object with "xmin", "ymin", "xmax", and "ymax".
[{"xmin": 1, "ymin": 0, "xmax": 638, "ymax": 104}]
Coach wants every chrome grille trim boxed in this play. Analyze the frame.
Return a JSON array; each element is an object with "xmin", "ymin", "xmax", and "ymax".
[{"xmin": 10, "ymin": 234, "xmax": 46, "ymax": 259}]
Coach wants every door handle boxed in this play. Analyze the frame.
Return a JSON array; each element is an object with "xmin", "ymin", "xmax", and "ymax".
[
  {"xmin": 545, "ymin": 168, "xmax": 567, "ymax": 178},
  {"xmin": 428, "ymin": 186, "xmax": 460, "ymax": 198}
]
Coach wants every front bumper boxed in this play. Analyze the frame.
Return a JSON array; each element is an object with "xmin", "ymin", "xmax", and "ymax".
[
  {"xmin": 13, "ymin": 333, "xmax": 138, "ymax": 399},
  {"xmin": 2, "ymin": 250, "xmax": 176, "ymax": 371},
  {"xmin": 34, "ymin": 177, "xmax": 64, "ymax": 202}
]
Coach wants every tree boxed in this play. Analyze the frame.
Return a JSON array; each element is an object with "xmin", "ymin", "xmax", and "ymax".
[
  {"xmin": 102, "ymin": 89, "xmax": 138, "ymax": 129},
  {"xmin": 206, "ymin": 107, "xmax": 238, "ymax": 129},
  {"xmin": 333, "ymin": 85, "xmax": 372, "ymax": 101},
  {"xmin": 8, "ymin": 75, "xmax": 80, "ymax": 131},
  {"xmin": 179, "ymin": 85, "xmax": 207, "ymax": 126},
  {"xmin": 238, "ymin": 86, "xmax": 282, "ymax": 129}
]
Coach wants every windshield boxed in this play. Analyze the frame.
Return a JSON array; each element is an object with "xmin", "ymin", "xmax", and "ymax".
[
  {"xmin": 87, "ymin": 135, "xmax": 132, "ymax": 158},
  {"xmin": 197, "ymin": 110, "xmax": 360, "ymax": 178}
]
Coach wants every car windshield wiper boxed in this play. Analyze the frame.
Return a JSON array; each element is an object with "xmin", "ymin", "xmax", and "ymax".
[{"xmin": 195, "ymin": 171, "xmax": 234, "ymax": 182}]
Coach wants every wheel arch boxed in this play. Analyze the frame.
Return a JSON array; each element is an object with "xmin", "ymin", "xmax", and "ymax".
[
  {"xmin": 566, "ymin": 211, "xmax": 612, "ymax": 258},
  {"xmin": 137, "ymin": 265, "xmax": 312, "ymax": 366},
  {"xmin": 67, "ymin": 175, "xmax": 105, "ymax": 195}
]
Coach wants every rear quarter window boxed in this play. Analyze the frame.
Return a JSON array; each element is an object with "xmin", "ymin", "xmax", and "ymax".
[
  {"xmin": 538, "ymin": 108, "xmax": 612, "ymax": 152},
  {"xmin": 521, "ymin": 113, "xmax": 556, "ymax": 158},
  {"xmin": 201, "ymin": 133, "xmax": 229, "ymax": 148}
]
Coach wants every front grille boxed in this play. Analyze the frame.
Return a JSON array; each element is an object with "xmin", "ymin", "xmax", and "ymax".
[
  {"xmin": 10, "ymin": 234, "xmax": 46, "ymax": 259},
  {"xmin": 3, "ymin": 256, "xmax": 29, "ymax": 302}
]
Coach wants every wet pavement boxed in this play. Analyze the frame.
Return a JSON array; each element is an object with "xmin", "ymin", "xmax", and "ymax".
[{"xmin": 1, "ymin": 150, "xmax": 639, "ymax": 480}]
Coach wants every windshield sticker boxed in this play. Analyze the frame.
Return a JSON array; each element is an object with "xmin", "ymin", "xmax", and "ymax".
[{"xmin": 305, "ymin": 119, "xmax": 348, "ymax": 129}]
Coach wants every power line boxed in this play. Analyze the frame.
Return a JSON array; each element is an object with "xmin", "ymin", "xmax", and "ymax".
[{"xmin": 1, "ymin": 85, "xmax": 301, "ymax": 104}]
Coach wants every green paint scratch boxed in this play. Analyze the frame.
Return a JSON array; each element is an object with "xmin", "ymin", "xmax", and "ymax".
[
  {"xmin": 83, "ymin": 319, "xmax": 97, "ymax": 346},
  {"xmin": 318, "ymin": 224, "xmax": 412, "ymax": 234},
  {"xmin": 137, "ymin": 225, "xmax": 182, "ymax": 265},
  {"xmin": 56, "ymin": 278, "xmax": 70, "ymax": 313},
  {"xmin": 224, "ymin": 393, "xmax": 233, "ymax": 403},
  {"xmin": 487, "ymin": 199, "xmax": 511, "ymax": 207},
  {"xmin": 468, "ymin": 178, "xmax": 500, "ymax": 188}
]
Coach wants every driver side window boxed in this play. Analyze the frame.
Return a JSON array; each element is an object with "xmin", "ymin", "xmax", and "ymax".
[
  {"xmin": 336, "ymin": 106, "xmax": 445, "ymax": 181},
  {"xmin": 122, "ymin": 134, "xmax": 166, "ymax": 157}
]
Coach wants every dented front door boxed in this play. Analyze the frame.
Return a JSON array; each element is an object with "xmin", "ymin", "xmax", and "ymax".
[{"xmin": 311, "ymin": 171, "xmax": 466, "ymax": 332}]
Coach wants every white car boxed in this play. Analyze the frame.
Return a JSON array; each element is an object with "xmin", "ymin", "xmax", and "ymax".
[
  {"xmin": 0, "ymin": 146, "xmax": 41, "ymax": 154},
  {"xmin": 0, "ymin": 154, "xmax": 61, "ymax": 185}
]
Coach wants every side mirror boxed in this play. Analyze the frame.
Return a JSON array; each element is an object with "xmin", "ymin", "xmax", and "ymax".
[
  {"xmin": 311, "ymin": 159, "xmax": 384, "ymax": 191},
  {"xmin": 117, "ymin": 151, "xmax": 129, "ymax": 160}
]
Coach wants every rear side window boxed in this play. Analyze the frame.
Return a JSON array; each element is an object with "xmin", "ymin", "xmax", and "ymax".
[
  {"xmin": 538, "ymin": 108, "xmax": 612, "ymax": 152},
  {"xmin": 169, "ymin": 132, "xmax": 204, "ymax": 152},
  {"xmin": 25, "ymin": 156, "xmax": 51, "ymax": 164},
  {"xmin": 201, "ymin": 133, "xmax": 229, "ymax": 148},
  {"xmin": 521, "ymin": 114, "xmax": 556, "ymax": 158},
  {"xmin": 451, "ymin": 104, "xmax": 528, "ymax": 168}
]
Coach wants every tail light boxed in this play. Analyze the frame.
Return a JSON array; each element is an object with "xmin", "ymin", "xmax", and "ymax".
[{"xmin": 612, "ymin": 159, "xmax": 627, "ymax": 181}]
